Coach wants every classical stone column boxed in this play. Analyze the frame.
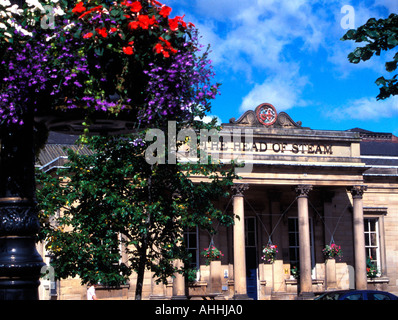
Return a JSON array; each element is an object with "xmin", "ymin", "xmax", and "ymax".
[
  {"xmin": 349, "ymin": 185, "xmax": 368, "ymax": 290},
  {"xmin": 295, "ymin": 185, "xmax": 313, "ymax": 297},
  {"xmin": 232, "ymin": 183, "xmax": 249, "ymax": 299},
  {"xmin": 171, "ymin": 259, "xmax": 186, "ymax": 299}
]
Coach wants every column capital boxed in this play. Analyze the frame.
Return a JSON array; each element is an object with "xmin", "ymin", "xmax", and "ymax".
[
  {"xmin": 348, "ymin": 185, "xmax": 367, "ymax": 199},
  {"xmin": 232, "ymin": 183, "xmax": 249, "ymax": 197},
  {"xmin": 295, "ymin": 185, "xmax": 313, "ymax": 198}
]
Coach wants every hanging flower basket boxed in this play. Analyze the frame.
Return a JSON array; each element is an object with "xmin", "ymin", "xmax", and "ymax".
[
  {"xmin": 201, "ymin": 245, "xmax": 223, "ymax": 265},
  {"xmin": 366, "ymin": 256, "xmax": 378, "ymax": 278},
  {"xmin": 322, "ymin": 243, "xmax": 343, "ymax": 260},
  {"xmin": 0, "ymin": 0, "xmax": 219, "ymax": 134},
  {"xmin": 261, "ymin": 243, "xmax": 278, "ymax": 264}
]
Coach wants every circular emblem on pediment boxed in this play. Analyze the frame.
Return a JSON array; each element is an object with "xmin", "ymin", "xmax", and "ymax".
[{"xmin": 255, "ymin": 103, "xmax": 277, "ymax": 126}]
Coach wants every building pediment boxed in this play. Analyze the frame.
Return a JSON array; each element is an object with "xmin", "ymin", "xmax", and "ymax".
[{"xmin": 227, "ymin": 103, "xmax": 305, "ymax": 129}]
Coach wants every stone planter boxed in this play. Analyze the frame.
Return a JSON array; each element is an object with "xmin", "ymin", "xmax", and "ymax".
[
  {"xmin": 325, "ymin": 258, "xmax": 337, "ymax": 289},
  {"xmin": 209, "ymin": 260, "xmax": 222, "ymax": 293}
]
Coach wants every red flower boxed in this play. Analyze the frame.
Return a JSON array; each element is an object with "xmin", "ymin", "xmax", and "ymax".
[
  {"xmin": 154, "ymin": 43, "xmax": 170, "ymax": 57},
  {"xmin": 154, "ymin": 43, "xmax": 163, "ymax": 54},
  {"xmin": 159, "ymin": 37, "xmax": 177, "ymax": 54},
  {"xmin": 168, "ymin": 15, "xmax": 186, "ymax": 31},
  {"xmin": 159, "ymin": 5, "xmax": 171, "ymax": 18},
  {"xmin": 140, "ymin": 15, "xmax": 157, "ymax": 29},
  {"xmin": 128, "ymin": 20, "xmax": 139, "ymax": 30},
  {"xmin": 129, "ymin": 15, "xmax": 157, "ymax": 30},
  {"xmin": 123, "ymin": 46, "xmax": 134, "ymax": 55},
  {"xmin": 130, "ymin": 1, "xmax": 142, "ymax": 13},
  {"xmin": 79, "ymin": 5, "xmax": 103, "ymax": 19},
  {"xmin": 149, "ymin": 0, "xmax": 163, "ymax": 6},
  {"xmin": 72, "ymin": 2, "xmax": 86, "ymax": 14},
  {"xmin": 154, "ymin": 38, "xmax": 177, "ymax": 58},
  {"xmin": 159, "ymin": 36, "xmax": 171, "ymax": 47},
  {"xmin": 83, "ymin": 32, "xmax": 93, "ymax": 39},
  {"xmin": 96, "ymin": 27, "xmax": 107, "ymax": 38},
  {"xmin": 110, "ymin": 27, "xmax": 118, "ymax": 33}
]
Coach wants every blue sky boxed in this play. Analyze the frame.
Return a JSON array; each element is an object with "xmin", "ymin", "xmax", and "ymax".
[{"xmin": 166, "ymin": 0, "xmax": 398, "ymax": 135}]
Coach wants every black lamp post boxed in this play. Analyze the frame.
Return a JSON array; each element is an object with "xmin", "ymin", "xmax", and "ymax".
[
  {"xmin": 0, "ymin": 1, "xmax": 137, "ymax": 299},
  {"xmin": 0, "ymin": 115, "xmax": 45, "ymax": 299}
]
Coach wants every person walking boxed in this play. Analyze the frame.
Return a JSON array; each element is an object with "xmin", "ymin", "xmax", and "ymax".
[{"xmin": 87, "ymin": 282, "xmax": 98, "ymax": 300}]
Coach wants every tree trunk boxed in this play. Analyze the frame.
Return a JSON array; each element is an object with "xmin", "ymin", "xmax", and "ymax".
[
  {"xmin": 135, "ymin": 171, "xmax": 152, "ymax": 300},
  {"xmin": 134, "ymin": 240, "xmax": 148, "ymax": 300}
]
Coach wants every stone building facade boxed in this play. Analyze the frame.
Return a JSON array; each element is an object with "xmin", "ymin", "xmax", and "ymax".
[{"xmin": 37, "ymin": 103, "xmax": 398, "ymax": 300}]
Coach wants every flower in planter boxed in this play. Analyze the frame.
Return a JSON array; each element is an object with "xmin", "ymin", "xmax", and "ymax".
[
  {"xmin": 201, "ymin": 245, "xmax": 223, "ymax": 265},
  {"xmin": 291, "ymin": 266, "xmax": 299, "ymax": 279},
  {"xmin": 366, "ymin": 256, "xmax": 378, "ymax": 278},
  {"xmin": 322, "ymin": 243, "xmax": 343, "ymax": 260},
  {"xmin": 261, "ymin": 243, "xmax": 278, "ymax": 264}
]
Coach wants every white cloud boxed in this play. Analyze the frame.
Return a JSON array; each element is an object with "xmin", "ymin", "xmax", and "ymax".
[
  {"xmin": 328, "ymin": 96, "xmax": 398, "ymax": 121},
  {"xmin": 194, "ymin": 114, "xmax": 222, "ymax": 125},
  {"xmin": 170, "ymin": 0, "xmax": 397, "ymax": 127},
  {"xmin": 240, "ymin": 70, "xmax": 309, "ymax": 112},
  {"xmin": 191, "ymin": 0, "xmax": 335, "ymax": 76},
  {"xmin": 373, "ymin": 0, "xmax": 398, "ymax": 14},
  {"xmin": 327, "ymin": 1, "xmax": 397, "ymax": 77}
]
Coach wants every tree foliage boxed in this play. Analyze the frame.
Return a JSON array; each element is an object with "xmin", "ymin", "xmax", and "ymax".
[
  {"xmin": 341, "ymin": 13, "xmax": 398, "ymax": 100},
  {"xmin": 36, "ymin": 131, "xmax": 238, "ymax": 299}
]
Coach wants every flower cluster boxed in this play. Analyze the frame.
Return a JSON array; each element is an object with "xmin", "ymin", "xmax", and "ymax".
[
  {"xmin": 142, "ymin": 32, "xmax": 219, "ymax": 123},
  {"xmin": 291, "ymin": 266, "xmax": 299, "ymax": 279},
  {"xmin": 261, "ymin": 244, "xmax": 278, "ymax": 264},
  {"xmin": 201, "ymin": 245, "xmax": 223, "ymax": 265},
  {"xmin": 0, "ymin": 0, "xmax": 218, "ymax": 128},
  {"xmin": 322, "ymin": 243, "xmax": 343, "ymax": 260},
  {"xmin": 0, "ymin": 39, "xmax": 49, "ymax": 125},
  {"xmin": 70, "ymin": 0, "xmax": 193, "ymax": 60},
  {"xmin": 366, "ymin": 256, "xmax": 378, "ymax": 278}
]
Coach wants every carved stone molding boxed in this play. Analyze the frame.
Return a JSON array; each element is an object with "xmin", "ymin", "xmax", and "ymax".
[
  {"xmin": 232, "ymin": 183, "xmax": 249, "ymax": 197},
  {"xmin": 295, "ymin": 185, "xmax": 313, "ymax": 198},
  {"xmin": 227, "ymin": 103, "xmax": 304, "ymax": 129},
  {"xmin": 277, "ymin": 112, "xmax": 303, "ymax": 128},
  {"xmin": 348, "ymin": 185, "xmax": 368, "ymax": 199}
]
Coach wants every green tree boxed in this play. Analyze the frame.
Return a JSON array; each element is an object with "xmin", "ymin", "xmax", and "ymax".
[
  {"xmin": 341, "ymin": 13, "xmax": 398, "ymax": 100},
  {"xmin": 36, "ymin": 130, "xmax": 238, "ymax": 300}
]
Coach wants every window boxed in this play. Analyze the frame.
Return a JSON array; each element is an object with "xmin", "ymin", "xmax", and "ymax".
[
  {"xmin": 364, "ymin": 218, "xmax": 380, "ymax": 274},
  {"xmin": 245, "ymin": 217, "xmax": 257, "ymax": 247},
  {"xmin": 367, "ymin": 292, "xmax": 392, "ymax": 300},
  {"xmin": 288, "ymin": 218, "xmax": 300, "ymax": 266},
  {"xmin": 288, "ymin": 217, "xmax": 315, "ymax": 277},
  {"xmin": 343, "ymin": 293, "xmax": 363, "ymax": 300},
  {"xmin": 184, "ymin": 227, "xmax": 199, "ymax": 269}
]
